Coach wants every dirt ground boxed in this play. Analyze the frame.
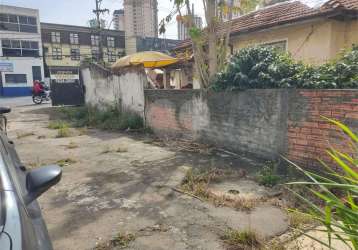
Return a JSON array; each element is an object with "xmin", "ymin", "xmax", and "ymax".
[{"xmin": 6, "ymin": 103, "xmax": 292, "ymax": 250}]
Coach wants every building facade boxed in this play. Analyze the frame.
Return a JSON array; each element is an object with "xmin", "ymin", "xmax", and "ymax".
[
  {"xmin": 0, "ymin": 5, "xmax": 44, "ymax": 96},
  {"xmin": 177, "ymin": 15, "xmax": 203, "ymax": 40},
  {"xmin": 113, "ymin": 9, "xmax": 124, "ymax": 31},
  {"xmin": 41, "ymin": 23, "xmax": 125, "ymax": 82},
  {"xmin": 123, "ymin": 0, "xmax": 158, "ymax": 38}
]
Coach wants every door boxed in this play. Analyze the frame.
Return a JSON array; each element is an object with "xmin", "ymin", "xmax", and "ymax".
[{"xmin": 32, "ymin": 66, "xmax": 42, "ymax": 81}]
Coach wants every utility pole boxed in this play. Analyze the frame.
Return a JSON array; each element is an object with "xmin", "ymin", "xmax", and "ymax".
[{"xmin": 93, "ymin": 0, "xmax": 109, "ymax": 62}]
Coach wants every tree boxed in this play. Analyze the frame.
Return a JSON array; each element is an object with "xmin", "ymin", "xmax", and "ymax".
[{"xmin": 160, "ymin": 0, "xmax": 260, "ymax": 88}]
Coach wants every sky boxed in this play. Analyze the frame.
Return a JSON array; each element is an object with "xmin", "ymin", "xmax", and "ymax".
[
  {"xmin": 0, "ymin": 0, "xmax": 205, "ymax": 40},
  {"xmin": 0, "ymin": 0, "xmax": 326, "ymax": 39}
]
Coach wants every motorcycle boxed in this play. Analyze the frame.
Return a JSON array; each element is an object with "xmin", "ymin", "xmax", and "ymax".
[{"xmin": 32, "ymin": 85, "xmax": 51, "ymax": 105}]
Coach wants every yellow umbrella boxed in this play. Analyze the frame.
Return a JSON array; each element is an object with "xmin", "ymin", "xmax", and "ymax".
[{"xmin": 111, "ymin": 51, "xmax": 179, "ymax": 71}]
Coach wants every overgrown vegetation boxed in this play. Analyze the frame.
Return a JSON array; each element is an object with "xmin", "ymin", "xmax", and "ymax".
[
  {"xmin": 257, "ymin": 161, "xmax": 281, "ymax": 187},
  {"xmin": 181, "ymin": 168, "xmax": 258, "ymax": 211},
  {"xmin": 287, "ymin": 118, "xmax": 358, "ymax": 249},
  {"xmin": 48, "ymin": 121, "xmax": 69, "ymax": 130},
  {"xmin": 222, "ymin": 229, "xmax": 262, "ymax": 249},
  {"xmin": 56, "ymin": 126, "xmax": 71, "ymax": 138},
  {"xmin": 212, "ymin": 44, "xmax": 358, "ymax": 90},
  {"xmin": 95, "ymin": 232, "xmax": 135, "ymax": 250},
  {"xmin": 59, "ymin": 105, "xmax": 143, "ymax": 131}
]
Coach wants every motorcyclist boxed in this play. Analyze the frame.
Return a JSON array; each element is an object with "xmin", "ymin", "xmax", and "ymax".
[{"xmin": 33, "ymin": 80, "xmax": 44, "ymax": 97}]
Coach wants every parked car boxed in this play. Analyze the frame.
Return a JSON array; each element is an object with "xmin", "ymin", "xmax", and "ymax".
[{"xmin": 0, "ymin": 107, "xmax": 62, "ymax": 250}]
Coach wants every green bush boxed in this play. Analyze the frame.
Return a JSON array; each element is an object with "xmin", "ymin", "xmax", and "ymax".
[
  {"xmin": 212, "ymin": 44, "xmax": 358, "ymax": 90},
  {"xmin": 257, "ymin": 161, "xmax": 281, "ymax": 187},
  {"xmin": 287, "ymin": 118, "xmax": 358, "ymax": 249},
  {"xmin": 60, "ymin": 105, "xmax": 144, "ymax": 131}
]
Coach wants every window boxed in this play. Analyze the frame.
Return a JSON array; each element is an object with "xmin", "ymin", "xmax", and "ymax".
[
  {"xmin": 91, "ymin": 48, "xmax": 99, "ymax": 61},
  {"xmin": 107, "ymin": 51, "xmax": 116, "ymax": 62},
  {"xmin": 52, "ymin": 47, "xmax": 62, "ymax": 60},
  {"xmin": 70, "ymin": 33, "xmax": 79, "ymax": 44},
  {"xmin": 71, "ymin": 48, "xmax": 80, "ymax": 61},
  {"xmin": 91, "ymin": 35, "xmax": 100, "ymax": 46},
  {"xmin": 51, "ymin": 32, "xmax": 61, "ymax": 43},
  {"xmin": 107, "ymin": 36, "xmax": 115, "ymax": 48},
  {"xmin": 0, "ymin": 13, "xmax": 37, "ymax": 33},
  {"xmin": 5, "ymin": 74, "xmax": 27, "ymax": 84},
  {"xmin": 1, "ymin": 39, "xmax": 39, "ymax": 57},
  {"xmin": 261, "ymin": 40, "xmax": 287, "ymax": 52}
]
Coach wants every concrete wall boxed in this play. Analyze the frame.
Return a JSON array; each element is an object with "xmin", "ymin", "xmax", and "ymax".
[
  {"xmin": 81, "ymin": 64, "xmax": 147, "ymax": 116},
  {"xmin": 145, "ymin": 89, "xmax": 358, "ymax": 168},
  {"xmin": 232, "ymin": 18, "xmax": 358, "ymax": 65}
]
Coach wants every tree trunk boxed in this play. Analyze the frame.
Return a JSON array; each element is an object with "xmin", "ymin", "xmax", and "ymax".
[{"xmin": 207, "ymin": 0, "xmax": 218, "ymax": 82}]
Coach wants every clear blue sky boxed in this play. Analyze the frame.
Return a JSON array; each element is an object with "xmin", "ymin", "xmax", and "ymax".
[{"xmin": 0, "ymin": 0, "xmax": 203, "ymax": 39}]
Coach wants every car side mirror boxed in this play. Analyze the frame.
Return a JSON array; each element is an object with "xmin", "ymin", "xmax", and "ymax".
[
  {"xmin": 25, "ymin": 165, "xmax": 62, "ymax": 205},
  {"xmin": 0, "ymin": 107, "xmax": 11, "ymax": 114}
]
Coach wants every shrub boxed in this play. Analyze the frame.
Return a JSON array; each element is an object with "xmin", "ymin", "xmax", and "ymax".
[
  {"xmin": 287, "ymin": 118, "xmax": 358, "ymax": 249},
  {"xmin": 59, "ymin": 105, "xmax": 144, "ymax": 131},
  {"xmin": 257, "ymin": 161, "xmax": 281, "ymax": 187},
  {"xmin": 222, "ymin": 229, "xmax": 261, "ymax": 248},
  {"xmin": 212, "ymin": 44, "xmax": 358, "ymax": 90}
]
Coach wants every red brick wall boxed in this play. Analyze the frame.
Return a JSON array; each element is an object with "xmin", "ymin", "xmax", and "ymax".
[{"xmin": 287, "ymin": 90, "xmax": 358, "ymax": 167}]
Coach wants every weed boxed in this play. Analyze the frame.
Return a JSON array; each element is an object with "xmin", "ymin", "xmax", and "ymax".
[
  {"xmin": 181, "ymin": 169, "xmax": 259, "ymax": 211},
  {"xmin": 48, "ymin": 121, "xmax": 69, "ymax": 130},
  {"xmin": 211, "ymin": 194, "xmax": 259, "ymax": 211},
  {"xmin": 59, "ymin": 105, "xmax": 144, "ymax": 131},
  {"xmin": 17, "ymin": 132, "xmax": 35, "ymax": 139},
  {"xmin": 95, "ymin": 232, "xmax": 135, "ymax": 250},
  {"xmin": 56, "ymin": 126, "xmax": 71, "ymax": 138},
  {"xmin": 66, "ymin": 142, "xmax": 78, "ymax": 149},
  {"xmin": 56, "ymin": 158, "xmax": 77, "ymax": 167},
  {"xmin": 257, "ymin": 161, "xmax": 281, "ymax": 187},
  {"xmin": 222, "ymin": 229, "xmax": 261, "ymax": 248},
  {"xmin": 288, "ymin": 210, "xmax": 315, "ymax": 229}
]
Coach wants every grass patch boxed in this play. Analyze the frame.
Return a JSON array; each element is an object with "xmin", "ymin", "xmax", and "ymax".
[
  {"xmin": 17, "ymin": 132, "xmax": 35, "ymax": 139},
  {"xmin": 59, "ymin": 105, "xmax": 144, "ymax": 131},
  {"xmin": 48, "ymin": 121, "xmax": 69, "ymax": 130},
  {"xmin": 222, "ymin": 229, "xmax": 261, "ymax": 249},
  {"xmin": 257, "ymin": 161, "xmax": 281, "ymax": 187},
  {"xmin": 288, "ymin": 210, "xmax": 315, "ymax": 229},
  {"xmin": 56, "ymin": 158, "xmax": 77, "ymax": 167},
  {"xmin": 180, "ymin": 168, "xmax": 258, "ymax": 211},
  {"xmin": 56, "ymin": 126, "xmax": 71, "ymax": 138},
  {"xmin": 95, "ymin": 232, "xmax": 135, "ymax": 250}
]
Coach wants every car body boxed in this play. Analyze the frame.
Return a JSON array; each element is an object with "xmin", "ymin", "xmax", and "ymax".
[{"xmin": 0, "ymin": 107, "xmax": 61, "ymax": 250}]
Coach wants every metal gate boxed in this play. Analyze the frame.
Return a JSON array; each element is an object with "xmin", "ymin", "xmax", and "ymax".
[{"xmin": 49, "ymin": 67, "xmax": 84, "ymax": 106}]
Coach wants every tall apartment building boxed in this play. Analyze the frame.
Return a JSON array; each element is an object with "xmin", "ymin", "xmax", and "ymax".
[
  {"xmin": 41, "ymin": 23, "xmax": 125, "ymax": 82},
  {"xmin": 177, "ymin": 15, "xmax": 203, "ymax": 40},
  {"xmin": 113, "ymin": 9, "xmax": 124, "ymax": 31},
  {"xmin": 0, "ymin": 5, "xmax": 44, "ymax": 96},
  {"xmin": 124, "ymin": 0, "xmax": 158, "ymax": 37}
]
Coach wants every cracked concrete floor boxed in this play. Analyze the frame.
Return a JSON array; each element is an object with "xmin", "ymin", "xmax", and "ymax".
[{"xmin": 6, "ymin": 103, "xmax": 289, "ymax": 250}]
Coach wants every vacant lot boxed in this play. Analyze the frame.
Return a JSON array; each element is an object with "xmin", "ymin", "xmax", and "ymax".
[{"xmin": 7, "ymin": 103, "xmax": 332, "ymax": 250}]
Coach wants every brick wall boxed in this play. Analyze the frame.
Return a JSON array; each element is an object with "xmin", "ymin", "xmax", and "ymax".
[
  {"xmin": 287, "ymin": 90, "xmax": 358, "ymax": 167},
  {"xmin": 145, "ymin": 89, "xmax": 358, "ymax": 168}
]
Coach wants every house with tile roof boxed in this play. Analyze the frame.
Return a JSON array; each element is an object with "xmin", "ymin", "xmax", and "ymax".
[{"xmin": 174, "ymin": 0, "xmax": 358, "ymax": 65}]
